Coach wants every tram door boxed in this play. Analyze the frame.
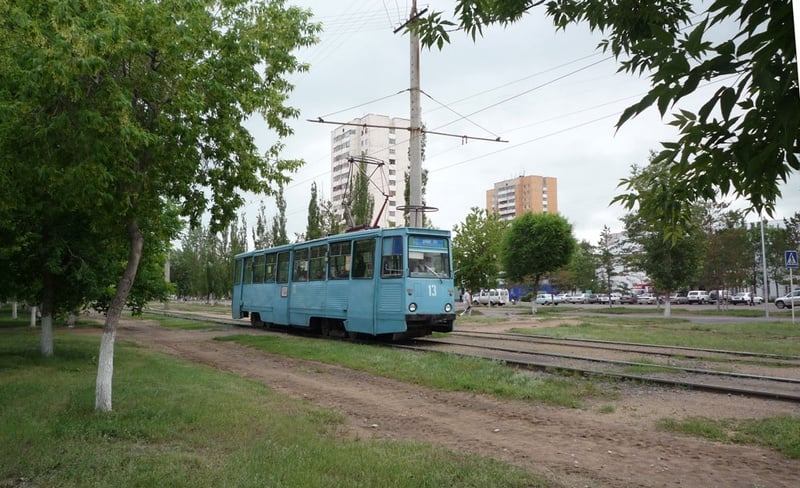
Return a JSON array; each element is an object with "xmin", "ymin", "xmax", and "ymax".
[
  {"xmin": 374, "ymin": 235, "xmax": 406, "ymax": 334},
  {"xmin": 346, "ymin": 238, "xmax": 377, "ymax": 334},
  {"xmin": 232, "ymin": 257, "xmax": 244, "ymax": 319},
  {"xmin": 272, "ymin": 250, "xmax": 291, "ymax": 325}
]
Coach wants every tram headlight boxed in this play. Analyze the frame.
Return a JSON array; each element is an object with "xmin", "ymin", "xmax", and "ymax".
[
  {"xmin": 444, "ymin": 303, "xmax": 452, "ymax": 313},
  {"xmin": 409, "ymin": 303, "xmax": 417, "ymax": 313}
]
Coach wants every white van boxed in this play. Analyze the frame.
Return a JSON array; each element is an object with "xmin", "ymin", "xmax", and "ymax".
[
  {"xmin": 686, "ymin": 290, "xmax": 709, "ymax": 304},
  {"xmin": 474, "ymin": 289, "xmax": 509, "ymax": 306},
  {"xmin": 494, "ymin": 288, "xmax": 509, "ymax": 306}
]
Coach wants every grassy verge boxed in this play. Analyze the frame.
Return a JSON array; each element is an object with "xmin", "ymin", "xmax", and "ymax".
[
  {"xmin": 0, "ymin": 327, "xmax": 545, "ymax": 487},
  {"xmin": 509, "ymin": 319, "xmax": 800, "ymax": 356},
  {"xmin": 657, "ymin": 416, "xmax": 800, "ymax": 459},
  {"xmin": 218, "ymin": 333, "xmax": 617, "ymax": 408}
]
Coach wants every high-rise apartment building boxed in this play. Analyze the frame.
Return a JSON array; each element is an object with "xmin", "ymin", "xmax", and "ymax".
[
  {"xmin": 486, "ymin": 175, "xmax": 558, "ymax": 220},
  {"xmin": 330, "ymin": 114, "xmax": 410, "ymax": 228}
]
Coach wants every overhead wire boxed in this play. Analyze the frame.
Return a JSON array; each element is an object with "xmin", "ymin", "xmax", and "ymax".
[
  {"xmin": 425, "ymin": 73, "xmax": 741, "ymax": 174},
  {"xmin": 246, "ymin": 6, "xmax": 725, "ymax": 225}
]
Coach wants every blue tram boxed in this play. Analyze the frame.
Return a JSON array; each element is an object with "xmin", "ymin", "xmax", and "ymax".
[{"xmin": 232, "ymin": 227, "xmax": 456, "ymax": 338}]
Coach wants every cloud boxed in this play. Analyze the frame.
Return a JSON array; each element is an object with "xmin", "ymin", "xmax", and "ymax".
[{"xmin": 242, "ymin": 1, "xmax": 798, "ymax": 245}]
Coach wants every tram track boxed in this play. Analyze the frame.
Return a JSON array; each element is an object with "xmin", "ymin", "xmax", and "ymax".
[
  {"xmin": 452, "ymin": 330, "xmax": 800, "ymax": 366},
  {"xmin": 399, "ymin": 333, "xmax": 800, "ymax": 402},
  {"xmin": 147, "ymin": 308, "xmax": 800, "ymax": 402}
]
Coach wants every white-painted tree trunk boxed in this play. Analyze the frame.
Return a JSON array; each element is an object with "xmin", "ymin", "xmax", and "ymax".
[
  {"xmin": 95, "ymin": 327, "xmax": 116, "ymax": 412},
  {"xmin": 30, "ymin": 306, "xmax": 37, "ymax": 327},
  {"xmin": 40, "ymin": 313, "xmax": 54, "ymax": 357},
  {"xmin": 663, "ymin": 300, "xmax": 671, "ymax": 318},
  {"xmin": 95, "ymin": 220, "xmax": 144, "ymax": 413},
  {"xmin": 12, "ymin": 299, "xmax": 18, "ymax": 319}
]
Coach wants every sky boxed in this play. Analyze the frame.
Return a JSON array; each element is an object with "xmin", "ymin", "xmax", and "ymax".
[{"xmin": 241, "ymin": 0, "xmax": 799, "ymax": 245}]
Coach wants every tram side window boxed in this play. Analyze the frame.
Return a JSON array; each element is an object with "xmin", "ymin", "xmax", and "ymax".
[
  {"xmin": 309, "ymin": 245, "xmax": 327, "ymax": 281},
  {"xmin": 329, "ymin": 241, "xmax": 351, "ymax": 279},
  {"xmin": 381, "ymin": 236, "xmax": 403, "ymax": 278},
  {"xmin": 293, "ymin": 248, "xmax": 309, "ymax": 282},
  {"xmin": 234, "ymin": 258, "xmax": 243, "ymax": 285},
  {"xmin": 351, "ymin": 239, "xmax": 374, "ymax": 279},
  {"xmin": 276, "ymin": 251, "xmax": 290, "ymax": 283},
  {"xmin": 252, "ymin": 254, "xmax": 266, "ymax": 283},
  {"xmin": 243, "ymin": 256, "xmax": 254, "ymax": 284},
  {"xmin": 264, "ymin": 253, "xmax": 277, "ymax": 283}
]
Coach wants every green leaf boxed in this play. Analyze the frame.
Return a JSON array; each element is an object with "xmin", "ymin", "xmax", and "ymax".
[{"xmin": 719, "ymin": 86, "xmax": 736, "ymax": 120}]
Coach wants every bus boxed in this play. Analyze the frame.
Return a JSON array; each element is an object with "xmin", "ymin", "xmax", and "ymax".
[{"xmin": 232, "ymin": 227, "xmax": 456, "ymax": 338}]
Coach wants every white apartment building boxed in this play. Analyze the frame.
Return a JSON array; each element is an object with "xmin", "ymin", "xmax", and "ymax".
[{"xmin": 330, "ymin": 114, "xmax": 410, "ymax": 229}]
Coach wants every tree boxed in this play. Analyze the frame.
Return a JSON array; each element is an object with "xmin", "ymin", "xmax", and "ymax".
[
  {"xmin": 756, "ymin": 221, "xmax": 793, "ymax": 299},
  {"xmin": 306, "ymin": 182, "xmax": 323, "ymax": 240},
  {"xmin": 271, "ymin": 186, "xmax": 290, "ymax": 247},
  {"xmin": 252, "ymin": 201, "xmax": 272, "ymax": 250},
  {"xmin": 697, "ymin": 208, "xmax": 751, "ymax": 307},
  {"xmin": 560, "ymin": 239, "xmax": 598, "ymax": 294},
  {"xmin": 349, "ymin": 159, "xmax": 375, "ymax": 228},
  {"xmin": 619, "ymin": 163, "xmax": 706, "ymax": 317},
  {"xmin": 319, "ymin": 198, "xmax": 342, "ymax": 237},
  {"xmin": 785, "ymin": 212, "xmax": 800, "ymax": 251},
  {"xmin": 452, "ymin": 208, "xmax": 507, "ymax": 291},
  {"xmin": 500, "ymin": 212, "xmax": 576, "ymax": 309},
  {"xmin": 414, "ymin": 0, "xmax": 798, "ymax": 240},
  {"xmin": 0, "ymin": 0, "xmax": 317, "ymax": 412},
  {"xmin": 596, "ymin": 225, "xmax": 620, "ymax": 305}
]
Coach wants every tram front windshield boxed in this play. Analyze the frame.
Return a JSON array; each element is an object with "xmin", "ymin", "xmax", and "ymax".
[{"xmin": 408, "ymin": 236, "xmax": 450, "ymax": 278}]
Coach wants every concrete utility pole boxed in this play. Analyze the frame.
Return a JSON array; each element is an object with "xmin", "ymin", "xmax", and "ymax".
[
  {"xmin": 795, "ymin": 0, "xmax": 800, "ymax": 95},
  {"xmin": 408, "ymin": 0, "xmax": 423, "ymax": 227}
]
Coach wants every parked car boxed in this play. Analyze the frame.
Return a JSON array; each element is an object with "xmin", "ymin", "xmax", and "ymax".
[
  {"xmin": 637, "ymin": 293, "xmax": 659, "ymax": 305},
  {"xmin": 775, "ymin": 289, "xmax": 800, "ymax": 309},
  {"xmin": 619, "ymin": 294, "xmax": 638, "ymax": 305},
  {"xmin": 596, "ymin": 294, "xmax": 610, "ymax": 304},
  {"xmin": 568, "ymin": 293, "xmax": 587, "ymax": 304},
  {"xmin": 686, "ymin": 290, "xmax": 709, "ymax": 304},
  {"xmin": 586, "ymin": 293, "xmax": 600, "ymax": 304},
  {"xmin": 609, "ymin": 293, "xmax": 622, "ymax": 304},
  {"xmin": 669, "ymin": 293, "xmax": 688, "ymax": 304},
  {"xmin": 535, "ymin": 293, "xmax": 561, "ymax": 305},
  {"xmin": 729, "ymin": 292, "xmax": 763, "ymax": 305},
  {"xmin": 708, "ymin": 290, "xmax": 732, "ymax": 303}
]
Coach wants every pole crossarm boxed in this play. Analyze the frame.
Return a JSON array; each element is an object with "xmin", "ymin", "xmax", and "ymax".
[{"xmin": 307, "ymin": 118, "xmax": 508, "ymax": 143}]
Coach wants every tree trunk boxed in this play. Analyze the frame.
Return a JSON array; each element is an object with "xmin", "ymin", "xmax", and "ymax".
[
  {"xmin": 40, "ymin": 274, "xmax": 56, "ymax": 356},
  {"xmin": 40, "ymin": 314, "xmax": 54, "ymax": 356},
  {"xmin": 95, "ymin": 220, "xmax": 144, "ymax": 413}
]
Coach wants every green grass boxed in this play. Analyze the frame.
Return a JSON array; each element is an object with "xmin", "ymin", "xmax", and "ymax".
[
  {"xmin": 151, "ymin": 301, "xmax": 231, "ymax": 314},
  {"xmin": 622, "ymin": 357, "xmax": 680, "ymax": 374},
  {"xmin": 657, "ymin": 416, "xmax": 800, "ymax": 459},
  {"xmin": 218, "ymin": 334, "xmax": 617, "ymax": 408},
  {"xmin": 0, "ymin": 329, "xmax": 545, "ymax": 487},
  {"xmin": 510, "ymin": 320, "xmax": 800, "ymax": 356},
  {"xmin": 146, "ymin": 314, "xmax": 224, "ymax": 330}
]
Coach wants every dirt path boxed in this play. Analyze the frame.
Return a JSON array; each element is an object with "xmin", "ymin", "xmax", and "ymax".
[{"xmin": 105, "ymin": 318, "xmax": 799, "ymax": 487}]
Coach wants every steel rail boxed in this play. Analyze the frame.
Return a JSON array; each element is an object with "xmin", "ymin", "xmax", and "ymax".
[
  {"xmin": 452, "ymin": 330, "xmax": 800, "ymax": 362},
  {"xmin": 395, "ymin": 340, "xmax": 800, "ymax": 402}
]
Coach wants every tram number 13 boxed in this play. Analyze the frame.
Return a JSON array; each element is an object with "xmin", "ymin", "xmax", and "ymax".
[{"xmin": 428, "ymin": 285, "xmax": 437, "ymax": 297}]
